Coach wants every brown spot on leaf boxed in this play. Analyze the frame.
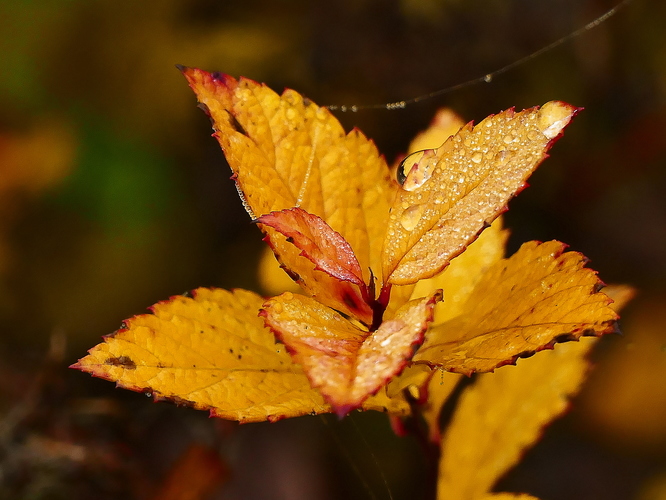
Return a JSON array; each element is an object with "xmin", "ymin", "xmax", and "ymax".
[{"xmin": 105, "ymin": 356, "xmax": 137, "ymax": 370}]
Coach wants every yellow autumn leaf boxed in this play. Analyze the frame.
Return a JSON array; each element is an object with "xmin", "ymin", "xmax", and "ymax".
[
  {"xmin": 435, "ymin": 284, "xmax": 633, "ymax": 500},
  {"xmin": 387, "ymin": 107, "xmax": 508, "ymax": 319},
  {"xmin": 437, "ymin": 338, "xmax": 598, "ymax": 500},
  {"xmin": 414, "ymin": 240, "xmax": 618, "ymax": 374},
  {"xmin": 73, "ymin": 288, "xmax": 329, "ymax": 423},
  {"xmin": 181, "ymin": 67, "xmax": 396, "ymax": 297},
  {"xmin": 383, "ymin": 101, "xmax": 578, "ymax": 285}
]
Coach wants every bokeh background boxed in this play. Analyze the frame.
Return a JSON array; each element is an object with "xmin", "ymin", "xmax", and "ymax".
[{"xmin": 1, "ymin": 0, "xmax": 665, "ymax": 499}]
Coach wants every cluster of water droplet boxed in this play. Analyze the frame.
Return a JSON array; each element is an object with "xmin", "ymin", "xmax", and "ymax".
[{"xmin": 383, "ymin": 103, "xmax": 574, "ymax": 284}]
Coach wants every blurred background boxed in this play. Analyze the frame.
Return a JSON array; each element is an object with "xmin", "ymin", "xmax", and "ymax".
[{"xmin": 1, "ymin": 0, "xmax": 665, "ymax": 498}]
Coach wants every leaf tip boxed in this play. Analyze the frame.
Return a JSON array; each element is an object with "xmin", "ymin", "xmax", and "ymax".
[
  {"xmin": 537, "ymin": 101, "xmax": 580, "ymax": 140},
  {"xmin": 334, "ymin": 405, "xmax": 354, "ymax": 419},
  {"xmin": 68, "ymin": 360, "xmax": 82, "ymax": 371},
  {"xmin": 179, "ymin": 67, "xmax": 238, "ymax": 92}
]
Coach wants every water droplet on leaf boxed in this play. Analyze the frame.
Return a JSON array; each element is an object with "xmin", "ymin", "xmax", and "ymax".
[
  {"xmin": 400, "ymin": 204, "xmax": 427, "ymax": 231},
  {"xmin": 398, "ymin": 149, "xmax": 436, "ymax": 191}
]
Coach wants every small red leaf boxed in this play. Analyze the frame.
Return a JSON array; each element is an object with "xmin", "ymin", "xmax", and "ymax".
[
  {"xmin": 258, "ymin": 207, "xmax": 366, "ymax": 286},
  {"xmin": 261, "ymin": 291, "xmax": 441, "ymax": 416},
  {"xmin": 258, "ymin": 207, "xmax": 374, "ymax": 324}
]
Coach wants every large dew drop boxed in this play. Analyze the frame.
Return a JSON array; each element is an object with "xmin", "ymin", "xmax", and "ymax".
[
  {"xmin": 537, "ymin": 101, "xmax": 576, "ymax": 139},
  {"xmin": 398, "ymin": 149, "xmax": 436, "ymax": 191},
  {"xmin": 399, "ymin": 204, "xmax": 427, "ymax": 231}
]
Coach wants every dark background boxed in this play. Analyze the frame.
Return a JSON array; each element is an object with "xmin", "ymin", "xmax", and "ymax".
[{"xmin": 1, "ymin": 0, "xmax": 665, "ymax": 499}]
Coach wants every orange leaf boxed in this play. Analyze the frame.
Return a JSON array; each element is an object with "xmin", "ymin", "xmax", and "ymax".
[
  {"xmin": 382, "ymin": 101, "xmax": 579, "ymax": 285},
  {"xmin": 257, "ymin": 207, "xmax": 373, "ymax": 324},
  {"xmin": 261, "ymin": 291, "xmax": 441, "ymax": 416},
  {"xmin": 72, "ymin": 288, "xmax": 330, "ymax": 423},
  {"xmin": 258, "ymin": 207, "xmax": 366, "ymax": 286},
  {"xmin": 437, "ymin": 339, "xmax": 597, "ymax": 500},
  {"xmin": 180, "ymin": 67, "xmax": 396, "ymax": 293},
  {"xmin": 414, "ymin": 240, "xmax": 618, "ymax": 374}
]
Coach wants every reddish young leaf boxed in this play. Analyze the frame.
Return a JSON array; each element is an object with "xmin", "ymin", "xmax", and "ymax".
[
  {"xmin": 258, "ymin": 207, "xmax": 366, "ymax": 285},
  {"xmin": 257, "ymin": 207, "xmax": 373, "ymax": 324},
  {"xmin": 261, "ymin": 291, "xmax": 441, "ymax": 416}
]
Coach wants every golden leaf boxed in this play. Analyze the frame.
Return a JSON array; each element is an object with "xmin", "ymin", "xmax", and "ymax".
[
  {"xmin": 382, "ymin": 102, "xmax": 578, "ymax": 285},
  {"xmin": 181, "ymin": 67, "xmax": 396, "ymax": 292},
  {"xmin": 73, "ymin": 288, "xmax": 329, "ymax": 423},
  {"xmin": 386, "ymin": 108, "xmax": 508, "ymax": 319},
  {"xmin": 437, "ymin": 339, "xmax": 597, "ymax": 500},
  {"xmin": 414, "ymin": 240, "xmax": 618, "ymax": 374}
]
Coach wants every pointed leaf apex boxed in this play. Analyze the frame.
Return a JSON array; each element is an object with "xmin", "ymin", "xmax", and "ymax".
[{"xmin": 536, "ymin": 101, "xmax": 580, "ymax": 140}]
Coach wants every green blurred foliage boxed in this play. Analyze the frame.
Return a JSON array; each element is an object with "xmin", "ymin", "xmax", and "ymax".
[{"xmin": 0, "ymin": 0, "xmax": 665, "ymax": 499}]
